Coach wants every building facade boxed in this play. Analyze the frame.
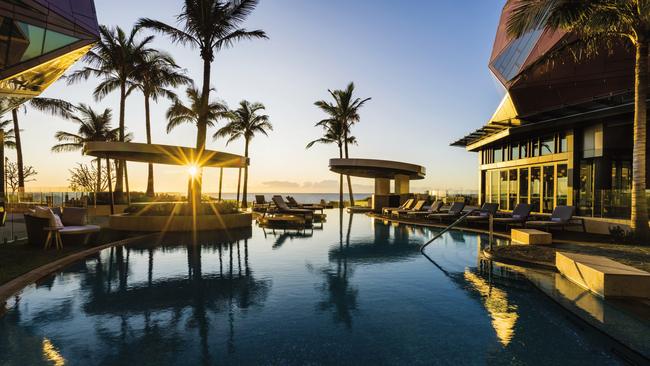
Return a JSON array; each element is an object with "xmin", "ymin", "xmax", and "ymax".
[
  {"xmin": 0, "ymin": 0, "xmax": 99, "ymax": 113},
  {"xmin": 452, "ymin": 1, "xmax": 642, "ymax": 227}
]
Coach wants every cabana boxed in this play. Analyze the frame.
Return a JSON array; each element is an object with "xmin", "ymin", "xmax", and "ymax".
[{"xmin": 83, "ymin": 141, "xmax": 248, "ymax": 214}]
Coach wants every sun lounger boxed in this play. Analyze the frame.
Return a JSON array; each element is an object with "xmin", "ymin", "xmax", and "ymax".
[
  {"xmin": 427, "ymin": 201, "xmax": 466, "ymax": 222},
  {"xmin": 492, "ymin": 203, "xmax": 532, "ymax": 227},
  {"xmin": 286, "ymin": 196, "xmax": 324, "ymax": 213},
  {"xmin": 525, "ymin": 205, "xmax": 585, "ymax": 232},
  {"xmin": 271, "ymin": 196, "xmax": 314, "ymax": 223},
  {"xmin": 393, "ymin": 200, "xmax": 426, "ymax": 217},
  {"xmin": 382, "ymin": 198, "xmax": 414, "ymax": 215},
  {"xmin": 253, "ymin": 195, "xmax": 270, "ymax": 212},
  {"xmin": 465, "ymin": 203, "xmax": 500, "ymax": 223},
  {"xmin": 406, "ymin": 200, "xmax": 444, "ymax": 218}
]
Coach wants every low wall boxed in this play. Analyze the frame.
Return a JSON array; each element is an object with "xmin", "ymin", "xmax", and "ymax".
[{"xmin": 108, "ymin": 212, "xmax": 252, "ymax": 232}]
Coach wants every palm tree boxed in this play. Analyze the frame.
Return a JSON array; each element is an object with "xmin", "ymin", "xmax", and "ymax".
[
  {"xmin": 166, "ymin": 86, "xmax": 229, "ymax": 136},
  {"xmin": 137, "ymin": 0, "xmax": 268, "ymax": 201},
  {"xmin": 307, "ymin": 118, "xmax": 356, "ymax": 208},
  {"xmin": 314, "ymin": 83, "xmax": 370, "ymax": 206},
  {"xmin": 214, "ymin": 101, "xmax": 272, "ymax": 208},
  {"xmin": 507, "ymin": 1, "xmax": 650, "ymax": 239},
  {"xmin": 67, "ymin": 25, "xmax": 155, "ymax": 198},
  {"xmin": 129, "ymin": 50, "xmax": 191, "ymax": 196},
  {"xmin": 9, "ymin": 97, "xmax": 73, "ymax": 193},
  {"xmin": 0, "ymin": 119, "xmax": 16, "ymax": 149},
  {"xmin": 52, "ymin": 104, "xmax": 118, "ymax": 194}
]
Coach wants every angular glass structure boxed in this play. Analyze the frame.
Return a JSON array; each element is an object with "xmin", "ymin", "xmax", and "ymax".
[{"xmin": 0, "ymin": 0, "xmax": 98, "ymax": 113}]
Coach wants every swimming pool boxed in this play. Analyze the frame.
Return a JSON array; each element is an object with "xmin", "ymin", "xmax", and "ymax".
[{"xmin": 0, "ymin": 210, "xmax": 624, "ymax": 365}]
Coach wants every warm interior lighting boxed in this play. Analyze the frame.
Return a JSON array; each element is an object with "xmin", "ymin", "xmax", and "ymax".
[{"xmin": 187, "ymin": 165, "xmax": 198, "ymax": 178}]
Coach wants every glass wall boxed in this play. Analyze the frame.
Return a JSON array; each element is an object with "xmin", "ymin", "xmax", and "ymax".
[
  {"xmin": 530, "ymin": 167, "xmax": 541, "ymax": 212},
  {"xmin": 542, "ymin": 166, "xmax": 554, "ymax": 213},
  {"xmin": 557, "ymin": 164, "xmax": 568, "ymax": 206},
  {"xmin": 519, "ymin": 168, "xmax": 528, "ymax": 204},
  {"xmin": 499, "ymin": 171, "xmax": 508, "ymax": 210},
  {"xmin": 508, "ymin": 169, "xmax": 517, "ymax": 210},
  {"xmin": 577, "ymin": 159, "xmax": 632, "ymax": 219}
]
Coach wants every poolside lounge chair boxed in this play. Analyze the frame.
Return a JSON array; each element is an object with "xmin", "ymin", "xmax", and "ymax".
[
  {"xmin": 492, "ymin": 203, "xmax": 532, "ymax": 228},
  {"xmin": 393, "ymin": 200, "xmax": 426, "ymax": 217},
  {"xmin": 271, "ymin": 196, "xmax": 314, "ymax": 223},
  {"xmin": 525, "ymin": 205, "xmax": 585, "ymax": 232},
  {"xmin": 286, "ymin": 196, "xmax": 325, "ymax": 213},
  {"xmin": 382, "ymin": 198, "xmax": 414, "ymax": 215},
  {"xmin": 253, "ymin": 195, "xmax": 270, "ymax": 212},
  {"xmin": 25, "ymin": 207, "xmax": 100, "ymax": 248},
  {"xmin": 427, "ymin": 201, "xmax": 466, "ymax": 222},
  {"xmin": 465, "ymin": 203, "xmax": 500, "ymax": 223},
  {"xmin": 406, "ymin": 200, "xmax": 444, "ymax": 218}
]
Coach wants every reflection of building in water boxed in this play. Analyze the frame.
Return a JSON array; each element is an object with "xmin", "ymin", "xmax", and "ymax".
[{"xmin": 463, "ymin": 270, "xmax": 519, "ymax": 346}]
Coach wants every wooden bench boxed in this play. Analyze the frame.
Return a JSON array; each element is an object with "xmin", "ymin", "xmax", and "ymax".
[{"xmin": 556, "ymin": 252, "xmax": 650, "ymax": 298}]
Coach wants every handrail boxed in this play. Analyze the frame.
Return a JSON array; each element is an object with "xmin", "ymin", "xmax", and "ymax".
[{"xmin": 420, "ymin": 209, "xmax": 492, "ymax": 255}]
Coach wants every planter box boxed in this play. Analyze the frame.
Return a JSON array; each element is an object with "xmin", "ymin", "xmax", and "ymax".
[
  {"xmin": 511, "ymin": 228, "xmax": 552, "ymax": 245},
  {"xmin": 556, "ymin": 252, "xmax": 650, "ymax": 299},
  {"xmin": 109, "ymin": 212, "xmax": 252, "ymax": 232}
]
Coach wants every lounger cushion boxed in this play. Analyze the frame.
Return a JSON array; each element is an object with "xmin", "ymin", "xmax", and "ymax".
[
  {"xmin": 551, "ymin": 217, "xmax": 562, "ymax": 222},
  {"xmin": 62, "ymin": 208, "xmax": 87, "ymax": 226},
  {"xmin": 59, "ymin": 225, "xmax": 101, "ymax": 235},
  {"xmin": 512, "ymin": 214, "xmax": 521, "ymax": 219}
]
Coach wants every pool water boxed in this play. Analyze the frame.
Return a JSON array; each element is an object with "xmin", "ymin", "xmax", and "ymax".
[{"xmin": 0, "ymin": 210, "xmax": 623, "ymax": 365}]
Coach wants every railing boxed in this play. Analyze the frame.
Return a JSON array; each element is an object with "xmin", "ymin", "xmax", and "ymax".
[{"xmin": 419, "ymin": 210, "xmax": 495, "ymax": 273}]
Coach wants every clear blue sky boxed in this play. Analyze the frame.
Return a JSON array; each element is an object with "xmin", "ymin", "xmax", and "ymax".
[{"xmin": 25, "ymin": 0, "xmax": 506, "ymax": 193}]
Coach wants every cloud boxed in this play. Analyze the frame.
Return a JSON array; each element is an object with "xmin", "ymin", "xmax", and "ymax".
[{"xmin": 261, "ymin": 180, "xmax": 301, "ymax": 189}]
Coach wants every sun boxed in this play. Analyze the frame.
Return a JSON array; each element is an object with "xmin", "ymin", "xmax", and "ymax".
[{"xmin": 187, "ymin": 165, "xmax": 198, "ymax": 177}]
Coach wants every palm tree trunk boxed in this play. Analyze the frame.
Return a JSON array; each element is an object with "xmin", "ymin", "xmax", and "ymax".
[
  {"xmin": 236, "ymin": 168, "xmax": 242, "ymax": 207},
  {"xmin": 96, "ymin": 158, "xmax": 102, "ymax": 194},
  {"xmin": 242, "ymin": 139, "xmax": 250, "ymax": 209},
  {"xmin": 114, "ymin": 81, "xmax": 126, "ymax": 198},
  {"xmin": 190, "ymin": 57, "xmax": 212, "ymax": 205},
  {"xmin": 10, "ymin": 108, "xmax": 24, "ymax": 194},
  {"xmin": 631, "ymin": 39, "xmax": 649, "ymax": 240},
  {"xmin": 144, "ymin": 94, "xmax": 154, "ymax": 197},
  {"xmin": 339, "ymin": 145, "xmax": 343, "ymax": 208},
  {"xmin": 343, "ymin": 130, "xmax": 355, "ymax": 207}
]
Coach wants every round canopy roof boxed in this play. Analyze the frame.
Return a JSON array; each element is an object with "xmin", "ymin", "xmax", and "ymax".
[
  {"xmin": 83, "ymin": 141, "xmax": 248, "ymax": 168},
  {"xmin": 329, "ymin": 158, "xmax": 425, "ymax": 180}
]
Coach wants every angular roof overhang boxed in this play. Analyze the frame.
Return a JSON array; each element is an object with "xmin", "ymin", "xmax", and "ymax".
[{"xmin": 450, "ymin": 94, "xmax": 520, "ymax": 150}]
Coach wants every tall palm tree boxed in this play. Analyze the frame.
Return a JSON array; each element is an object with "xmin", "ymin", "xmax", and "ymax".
[
  {"xmin": 166, "ymin": 86, "xmax": 228, "ymax": 135},
  {"xmin": 315, "ymin": 83, "xmax": 370, "ymax": 206},
  {"xmin": 129, "ymin": 50, "xmax": 191, "ymax": 196},
  {"xmin": 9, "ymin": 97, "xmax": 73, "ymax": 193},
  {"xmin": 52, "ymin": 104, "xmax": 118, "ymax": 194},
  {"xmin": 214, "ymin": 101, "xmax": 272, "ymax": 209},
  {"xmin": 507, "ymin": 1, "xmax": 650, "ymax": 239},
  {"xmin": 67, "ymin": 25, "xmax": 155, "ymax": 198},
  {"xmin": 307, "ymin": 118, "xmax": 356, "ymax": 207},
  {"xmin": 137, "ymin": 0, "xmax": 268, "ymax": 201},
  {"xmin": 0, "ymin": 119, "xmax": 16, "ymax": 149}
]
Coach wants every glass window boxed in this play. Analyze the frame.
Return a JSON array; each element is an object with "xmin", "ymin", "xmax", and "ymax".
[
  {"xmin": 540, "ymin": 135, "xmax": 555, "ymax": 156},
  {"xmin": 490, "ymin": 170, "xmax": 499, "ymax": 204},
  {"xmin": 494, "ymin": 148, "xmax": 502, "ymax": 163},
  {"xmin": 43, "ymin": 29, "xmax": 79, "ymax": 54},
  {"xmin": 579, "ymin": 160, "xmax": 594, "ymax": 216},
  {"xmin": 511, "ymin": 144, "xmax": 519, "ymax": 160},
  {"xmin": 531, "ymin": 167, "xmax": 541, "ymax": 212},
  {"xmin": 16, "ymin": 22, "xmax": 45, "ymax": 62},
  {"xmin": 558, "ymin": 133, "xmax": 567, "ymax": 153},
  {"xmin": 519, "ymin": 143, "xmax": 528, "ymax": 159},
  {"xmin": 531, "ymin": 139, "xmax": 540, "ymax": 157},
  {"xmin": 491, "ymin": 27, "xmax": 544, "ymax": 81},
  {"xmin": 519, "ymin": 168, "xmax": 529, "ymax": 204},
  {"xmin": 557, "ymin": 164, "xmax": 568, "ymax": 206},
  {"xmin": 500, "ymin": 171, "xmax": 508, "ymax": 210},
  {"xmin": 543, "ymin": 165, "xmax": 555, "ymax": 213},
  {"xmin": 508, "ymin": 169, "xmax": 517, "ymax": 210}
]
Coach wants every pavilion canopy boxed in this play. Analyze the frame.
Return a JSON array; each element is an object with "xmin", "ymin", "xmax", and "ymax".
[{"xmin": 83, "ymin": 141, "xmax": 248, "ymax": 168}]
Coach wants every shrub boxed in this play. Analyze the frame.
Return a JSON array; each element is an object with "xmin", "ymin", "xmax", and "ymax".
[{"xmin": 123, "ymin": 201, "xmax": 239, "ymax": 216}]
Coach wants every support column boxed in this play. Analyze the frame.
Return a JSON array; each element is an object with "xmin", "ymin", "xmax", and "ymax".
[
  {"xmin": 394, "ymin": 174, "xmax": 410, "ymax": 195},
  {"xmin": 372, "ymin": 178, "xmax": 390, "ymax": 212}
]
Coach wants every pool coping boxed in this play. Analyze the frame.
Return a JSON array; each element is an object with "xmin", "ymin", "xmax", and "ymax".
[{"xmin": 0, "ymin": 233, "xmax": 159, "ymax": 303}]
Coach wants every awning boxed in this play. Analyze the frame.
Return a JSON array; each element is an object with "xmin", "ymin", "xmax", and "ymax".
[{"xmin": 83, "ymin": 141, "xmax": 248, "ymax": 168}]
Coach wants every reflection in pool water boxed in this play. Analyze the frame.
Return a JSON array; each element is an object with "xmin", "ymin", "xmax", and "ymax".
[{"xmin": 0, "ymin": 210, "xmax": 623, "ymax": 365}]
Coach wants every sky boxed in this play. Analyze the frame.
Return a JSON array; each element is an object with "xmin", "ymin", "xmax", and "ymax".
[{"xmin": 20, "ymin": 0, "xmax": 506, "ymax": 194}]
